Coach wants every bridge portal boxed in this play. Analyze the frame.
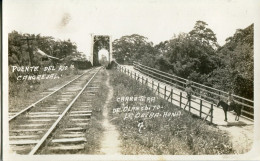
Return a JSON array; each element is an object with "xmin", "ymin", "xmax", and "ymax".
[{"xmin": 90, "ymin": 34, "xmax": 113, "ymax": 66}]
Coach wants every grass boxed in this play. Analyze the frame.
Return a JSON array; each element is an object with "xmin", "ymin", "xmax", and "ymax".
[
  {"xmin": 9, "ymin": 69, "xmax": 85, "ymax": 112},
  {"xmin": 107, "ymin": 68, "xmax": 234, "ymax": 155}
]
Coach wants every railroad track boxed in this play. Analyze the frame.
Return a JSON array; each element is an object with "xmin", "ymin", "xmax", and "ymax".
[{"xmin": 9, "ymin": 67, "xmax": 102, "ymax": 154}]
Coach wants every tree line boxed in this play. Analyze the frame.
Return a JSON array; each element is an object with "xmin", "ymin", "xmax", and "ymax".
[
  {"xmin": 112, "ymin": 21, "xmax": 254, "ymax": 100},
  {"xmin": 8, "ymin": 31, "xmax": 88, "ymax": 67},
  {"xmin": 8, "ymin": 31, "xmax": 92, "ymax": 98},
  {"xmin": 8, "ymin": 31, "xmax": 91, "ymax": 80}
]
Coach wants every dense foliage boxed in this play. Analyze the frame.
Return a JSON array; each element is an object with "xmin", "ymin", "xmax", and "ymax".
[
  {"xmin": 8, "ymin": 31, "xmax": 86, "ymax": 67},
  {"xmin": 112, "ymin": 34, "xmax": 155, "ymax": 64},
  {"xmin": 112, "ymin": 21, "xmax": 254, "ymax": 100},
  {"xmin": 214, "ymin": 24, "xmax": 254, "ymax": 99}
]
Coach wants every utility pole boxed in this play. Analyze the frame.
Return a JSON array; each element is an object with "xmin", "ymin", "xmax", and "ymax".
[{"xmin": 21, "ymin": 37, "xmax": 35, "ymax": 66}]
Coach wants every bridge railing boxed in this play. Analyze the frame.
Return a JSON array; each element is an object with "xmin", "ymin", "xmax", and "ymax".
[
  {"xmin": 132, "ymin": 61, "xmax": 254, "ymax": 120},
  {"xmin": 116, "ymin": 63, "xmax": 214, "ymax": 123}
]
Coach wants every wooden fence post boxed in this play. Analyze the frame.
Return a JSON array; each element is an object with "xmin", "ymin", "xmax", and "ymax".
[
  {"xmin": 242, "ymin": 99, "xmax": 245, "ymax": 117},
  {"xmin": 171, "ymin": 89, "xmax": 173, "ymax": 103},
  {"xmin": 135, "ymin": 73, "xmax": 136, "ymax": 80},
  {"xmin": 152, "ymin": 81, "xmax": 154, "ymax": 91},
  {"xmin": 166, "ymin": 89, "xmax": 173, "ymax": 101},
  {"xmin": 142, "ymin": 76, "xmax": 143, "ymax": 84},
  {"xmin": 158, "ymin": 83, "xmax": 160, "ymax": 95},
  {"xmin": 164, "ymin": 86, "xmax": 167, "ymax": 99},
  {"xmin": 146, "ymin": 78, "xmax": 148, "ymax": 85},
  {"xmin": 210, "ymin": 104, "xmax": 213, "ymax": 123},
  {"xmin": 136, "ymin": 74, "xmax": 138, "ymax": 84},
  {"xmin": 189, "ymin": 100, "xmax": 191, "ymax": 112},
  {"xmin": 180, "ymin": 92, "xmax": 182, "ymax": 108},
  {"xmin": 200, "ymin": 100, "xmax": 202, "ymax": 118}
]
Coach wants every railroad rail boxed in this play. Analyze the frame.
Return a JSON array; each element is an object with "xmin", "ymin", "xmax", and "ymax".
[
  {"xmin": 132, "ymin": 61, "xmax": 254, "ymax": 120},
  {"xmin": 9, "ymin": 67, "xmax": 102, "ymax": 154}
]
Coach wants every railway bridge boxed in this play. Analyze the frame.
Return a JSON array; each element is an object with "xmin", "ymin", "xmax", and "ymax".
[{"xmin": 89, "ymin": 34, "xmax": 113, "ymax": 66}]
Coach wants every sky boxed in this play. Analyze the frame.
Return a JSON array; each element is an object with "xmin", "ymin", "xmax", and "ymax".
[{"xmin": 4, "ymin": 0, "xmax": 259, "ymax": 59}]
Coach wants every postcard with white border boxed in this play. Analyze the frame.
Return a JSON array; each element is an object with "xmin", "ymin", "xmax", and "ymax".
[{"xmin": 2, "ymin": 0, "xmax": 260, "ymax": 161}]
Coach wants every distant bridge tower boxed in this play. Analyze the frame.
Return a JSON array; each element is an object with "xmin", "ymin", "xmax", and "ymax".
[{"xmin": 90, "ymin": 34, "xmax": 113, "ymax": 66}]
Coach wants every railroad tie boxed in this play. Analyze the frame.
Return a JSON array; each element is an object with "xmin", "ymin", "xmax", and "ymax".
[
  {"xmin": 9, "ymin": 139, "xmax": 40, "ymax": 145},
  {"xmin": 88, "ymin": 87, "xmax": 99, "ymax": 89},
  {"xmin": 76, "ymin": 106, "xmax": 92, "ymax": 109},
  {"xmin": 10, "ymin": 145, "xmax": 34, "ymax": 152},
  {"xmin": 48, "ymin": 144, "xmax": 85, "ymax": 151},
  {"xmin": 18, "ymin": 124, "xmax": 48, "ymax": 127},
  {"xmin": 52, "ymin": 137, "xmax": 86, "ymax": 143},
  {"xmin": 27, "ymin": 114, "xmax": 60, "ymax": 118},
  {"xmin": 45, "ymin": 106, "xmax": 59, "ymax": 108},
  {"xmin": 66, "ymin": 122, "xmax": 89, "ymax": 127},
  {"xmin": 69, "ymin": 113, "xmax": 91, "ymax": 117},
  {"xmin": 58, "ymin": 133, "xmax": 85, "ymax": 138},
  {"xmin": 70, "ymin": 118, "xmax": 90, "ymax": 122},
  {"xmin": 29, "ymin": 112, "xmax": 59, "ymax": 115},
  {"xmin": 70, "ymin": 110, "xmax": 92, "ymax": 114},
  {"xmin": 57, "ymin": 99, "xmax": 70, "ymax": 102},
  {"xmin": 64, "ymin": 127, "xmax": 85, "ymax": 131},
  {"xmin": 63, "ymin": 92, "xmax": 76, "ymax": 95},
  {"xmin": 9, "ymin": 135, "xmax": 39, "ymax": 139},
  {"xmin": 10, "ymin": 128, "xmax": 46, "ymax": 132},
  {"xmin": 86, "ymin": 93, "xmax": 95, "ymax": 96},
  {"xmin": 27, "ymin": 119, "xmax": 54, "ymax": 122}
]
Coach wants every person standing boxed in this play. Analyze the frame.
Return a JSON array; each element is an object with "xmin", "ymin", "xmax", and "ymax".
[
  {"xmin": 227, "ymin": 91, "xmax": 235, "ymax": 111},
  {"xmin": 184, "ymin": 82, "xmax": 193, "ymax": 109},
  {"xmin": 227, "ymin": 91, "xmax": 234, "ymax": 105}
]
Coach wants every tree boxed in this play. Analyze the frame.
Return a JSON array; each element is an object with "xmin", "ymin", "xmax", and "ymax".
[
  {"xmin": 156, "ymin": 31, "xmax": 219, "ymax": 79},
  {"xmin": 8, "ymin": 31, "xmax": 80, "ymax": 67},
  {"xmin": 112, "ymin": 34, "xmax": 155, "ymax": 64},
  {"xmin": 189, "ymin": 20, "xmax": 219, "ymax": 49},
  {"xmin": 214, "ymin": 24, "xmax": 254, "ymax": 99}
]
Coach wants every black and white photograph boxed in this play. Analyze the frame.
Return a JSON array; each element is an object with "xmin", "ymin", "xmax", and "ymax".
[{"xmin": 2, "ymin": 0, "xmax": 260, "ymax": 160}]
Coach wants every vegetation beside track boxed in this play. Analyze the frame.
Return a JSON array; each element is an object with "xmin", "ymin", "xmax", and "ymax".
[
  {"xmin": 108, "ymin": 69, "xmax": 233, "ymax": 155},
  {"xmin": 9, "ymin": 69, "xmax": 85, "ymax": 112}
]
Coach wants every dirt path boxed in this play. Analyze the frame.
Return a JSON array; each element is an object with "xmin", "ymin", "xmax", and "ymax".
[
  {"xmin": 218, "ymin": 124, "xmax": 254, "ymax": 154},
  {"xmin": 99, "ymin": 70, "xmax": 121, "ymax": 155}
]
